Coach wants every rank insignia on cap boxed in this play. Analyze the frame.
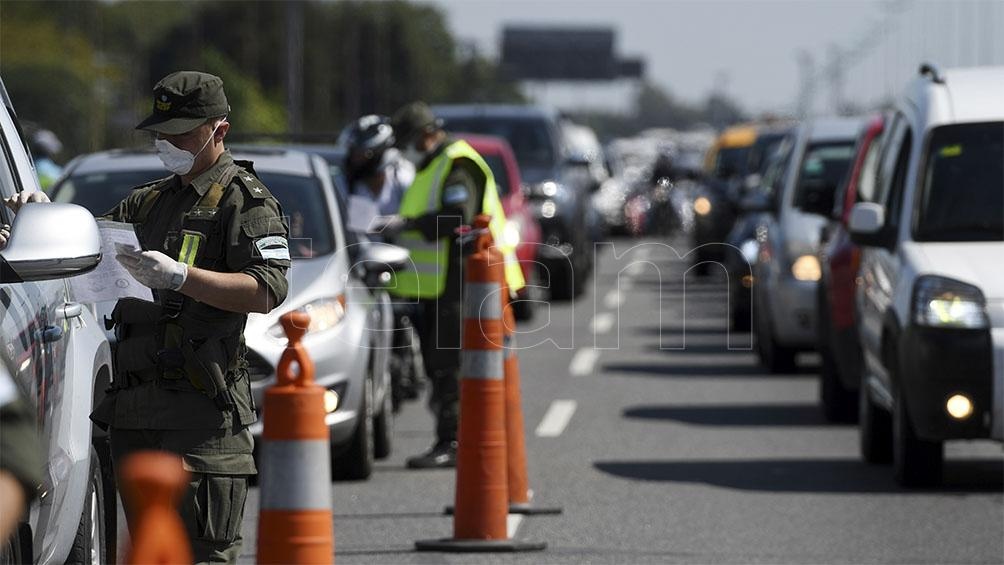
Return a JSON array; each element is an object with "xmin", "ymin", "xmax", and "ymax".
[{"xmin": 155, "ymin": 94, "xmax": 172, "ymax": 112}]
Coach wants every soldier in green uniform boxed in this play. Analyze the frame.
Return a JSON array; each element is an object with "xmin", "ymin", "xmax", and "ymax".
[{"xmin": 89, "ymin": 71, "xmax": 290, "ymax": 563}]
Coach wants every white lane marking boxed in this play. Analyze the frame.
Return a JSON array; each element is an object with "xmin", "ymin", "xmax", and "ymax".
[
  {"xmin": 535, "ymin": 400, "xmax": 577, "ymax": 437},
  {"xmin": 569, "ymin": 348, "xmax": 600, "ymax": 376},
  {"xmin": 507, "ymin": 514, "xmax": 523, "ymax": 539},
  {"xmin": 603, "ymin": 289, "xmax": 624, "ymax": 309},
  {"xmin": 590, "ymin": 312, "xmax": 615, "ymax": 335}
]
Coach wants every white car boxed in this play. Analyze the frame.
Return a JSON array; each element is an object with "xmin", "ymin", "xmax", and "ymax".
[
  {"xmin": 751, "ymin": 117, "xmax": 864, "ymax": 372},
  {"xmin": 0, "ymin": 78, "xmax": 115, "ymax": 563},
  {"xmin": 850, "ymin": 64, "xmax": 1004, "ymax": 487},
  {"xmin": 51, "ymin": 147, "xmax": 406, "ymax": 481}
]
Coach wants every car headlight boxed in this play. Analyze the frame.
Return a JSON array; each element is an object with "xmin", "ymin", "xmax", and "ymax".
[
  {"xmin": 913, "ymin": 276, "xmax": 988, "ymax": 329},
  {"xmin": 268, "ymin": 295, "xmax": 347, "ymax": 339},
  {"xmin": 740, "ymin": 239, "xmax": 759, "ymax": 264},
  {"xmin": 540, "ymin": 181, "xmax": 558, "ymax": 197},
  {"xmin": 693, "ymin": 196, "xmax": 712, "ymax": 216},
  {"xmin": 540, "ymin": 200, "xmax": 557, "ymax": 219},
  {"xmin": 502, "ymin": 220, "xmax": 521, "ymax": 248},
  {"xmin": 791, "ymin": 255, "xmax": 821, "ymax": 281}
]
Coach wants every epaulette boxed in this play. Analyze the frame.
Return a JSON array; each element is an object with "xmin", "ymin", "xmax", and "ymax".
[{"xmin": 232, "ymin": 164, "xmax": 273, "ymax": 200}]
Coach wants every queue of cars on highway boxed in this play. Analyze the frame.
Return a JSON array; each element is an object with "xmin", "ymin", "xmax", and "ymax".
[
  {"xmin": 2, "ymin": 62, "xmax": 1001, "ymax": 562},
  {"xmin": 700, "ymin": 64, "xmax": 1003, "ymax": 488}
]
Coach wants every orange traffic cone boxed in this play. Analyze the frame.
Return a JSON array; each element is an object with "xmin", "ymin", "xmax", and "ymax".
[
  {"xmin": 257, "ymin": 312, "xmax": 334, "ymax": 564},
  {"xmin": 120, "ymin": 451, "xmax": 193, "ymax": 565},
  {"xmin": 416, "ymin": 215, "xmax": 545, "ymax": 553},
  {"xmin": 500, "ymin": 284, "xmax": 563, "ymax": 516}
]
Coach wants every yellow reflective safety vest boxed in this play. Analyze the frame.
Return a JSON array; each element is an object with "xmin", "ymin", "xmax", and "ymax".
[{"xmin": 390, "ymin": 140, "xmax": 525, "ymax": 299}]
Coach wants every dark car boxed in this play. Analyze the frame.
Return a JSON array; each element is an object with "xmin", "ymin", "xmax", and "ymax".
[
  {"xmin": 433, "ymin": 105, "xmax": 594, "ymax": 300},
  {"xmin": 816, "ymin": 114, "xmax": 886, "ymax": 422},
  {"xmin": 724, "ymin": 127, "xmax": 795, "ymax": 329}
]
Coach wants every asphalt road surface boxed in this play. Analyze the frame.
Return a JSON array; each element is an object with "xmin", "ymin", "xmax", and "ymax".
[{"xmin": 238, "ymin": 235, "xmax": 1004, "ymax": 564}]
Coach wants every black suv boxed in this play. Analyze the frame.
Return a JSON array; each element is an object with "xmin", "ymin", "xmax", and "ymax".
[{"xmin": 433, "ymin": 105, "xmax": 594, "ymax": 299}]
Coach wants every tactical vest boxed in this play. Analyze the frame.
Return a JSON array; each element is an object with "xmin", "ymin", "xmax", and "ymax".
[
  {"xmin": 108, "ymin": 162, "xmax": 255, "ymax": 423},
  {"xmin": 390, "ymin": 140, "xmax": 526, "ymax": 299}
]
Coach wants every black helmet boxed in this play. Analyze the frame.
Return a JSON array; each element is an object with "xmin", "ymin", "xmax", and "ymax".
[{"xmin": 340, "ymin": 115, "xmax": 395, "ymax": 181}]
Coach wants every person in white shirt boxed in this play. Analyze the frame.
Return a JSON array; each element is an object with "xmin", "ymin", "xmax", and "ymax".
[{"xmin": 341, "ymin": 114, "xmax": 414, "ymax": 221}]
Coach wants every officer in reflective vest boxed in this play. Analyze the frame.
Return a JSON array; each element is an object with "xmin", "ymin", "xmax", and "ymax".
[
  {"xmin": 389, "ymin": 102, "xmax": 524, "ymax": 469},
  {"xmin": 91, "ymin": 72, "xmax": 290, "ymax": 564}
]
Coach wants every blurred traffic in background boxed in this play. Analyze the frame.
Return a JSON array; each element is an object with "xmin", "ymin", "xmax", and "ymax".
[{"xmin": 1, "ymin": 1, "xmax": 1002, "ymax": 563}]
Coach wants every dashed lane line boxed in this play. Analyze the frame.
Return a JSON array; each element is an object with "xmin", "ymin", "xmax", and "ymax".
[
  {"xmin": 535, "ymin": 400, "xmax": 577, "ymax": 438},
  {"xmin": 603, "ymin": 288, "xmax": 625, "ymax": 309},
  {"xmin": 569, "ymin": 348, "xmax": 600, "ymax": 376},
  {"xmin": 590, "ymin": 312, "xmax": 615, "ymax": 335}
]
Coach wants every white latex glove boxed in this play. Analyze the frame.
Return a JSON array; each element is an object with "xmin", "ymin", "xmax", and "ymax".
[
  {"xmin": 115, "ymin": 247, "xmax": 188, "ymax": 291},
  {"xmin": 0, "ymin": 224, "xmax": 9, "ymax": 251},
  {"xmin": 4, "ymin": 191, "xmax": 50, "ymax": 214}
]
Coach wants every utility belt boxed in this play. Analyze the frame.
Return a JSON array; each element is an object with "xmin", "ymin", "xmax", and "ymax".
[{"xmin": 107, "ymin": 294, "xmax": 245, "ymax": 412}]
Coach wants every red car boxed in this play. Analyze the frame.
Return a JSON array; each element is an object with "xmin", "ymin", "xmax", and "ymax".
[
  {"xmin": 461, "ymin": 134, "xmax": 543, "ymax": 320},
  {"xmin": 817, "ymin": 114, "xmax": 886, "ymax": 422}
]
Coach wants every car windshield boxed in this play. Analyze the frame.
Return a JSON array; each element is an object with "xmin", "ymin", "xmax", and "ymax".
[
  {"xmin": 714, "ymin": 146, "xmax": 751, "ymax": 179},
  {"xmin": 443, "ymin": 117, "xmax": 556, "ymax": 171},
  {"xmin": 794, "ymin": 141, "xmax": 855, "ymax": 200},
  {"xmin": 916, "ymin": 122, "xmax": 1004, "ymax": 242},
  {"xmin": 52, "ymin": 168, "xmax": 335, "ymax": 257},
  {"xmin": 747, "ymin": 133, "xmax": 786, "ymax": 175},
  {"xmin": 480, "ymin": 153, "xmax": 511, "ymax": 197}
]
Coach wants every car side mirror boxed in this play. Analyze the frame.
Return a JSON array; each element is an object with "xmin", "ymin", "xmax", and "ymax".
[
  {"xmin": 848, "ymin": 202, "xmax": 892, "ymax": 247},
  {"xmin": 0, "ymin": 202, "xmax": 101, "ymax": 283},
  {"xmin": 739, "ymin": 192, "xmax": 773, "ymax": 213},
  {"xmin": 353, "ymin": 241, "xmax": 411, "ymax": 286},
  {"xmin": 797, "ymin": 178, "xmax": 837, "ymax": 217}
]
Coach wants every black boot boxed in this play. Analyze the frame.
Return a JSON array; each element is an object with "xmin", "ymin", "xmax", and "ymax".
[{"xmin": 406, "ymin": 440, "xmax": 457, "ymax": 469}]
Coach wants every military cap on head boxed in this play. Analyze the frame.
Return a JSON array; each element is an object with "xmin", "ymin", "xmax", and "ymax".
[
  {"xmin": 391, "ymin": 101, "xmax": 443, "ymax": 148},
  {"xmin": 136, "ymin": 71, "xmax": 231, "ymax": 135}
]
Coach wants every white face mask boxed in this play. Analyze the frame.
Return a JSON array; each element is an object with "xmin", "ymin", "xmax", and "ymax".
[
  {"xmin": 401, "ymin": 144, "xmax": 426, "ymax": 167},
  {"xmin": 155, "ymin": 121, "xmax": 223, "ymax": 175}
]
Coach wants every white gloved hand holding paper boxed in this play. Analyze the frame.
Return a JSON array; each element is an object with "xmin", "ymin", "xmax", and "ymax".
[{"xmin": 115, "ymin": 245, "xmax": 188, "ymax": 291}]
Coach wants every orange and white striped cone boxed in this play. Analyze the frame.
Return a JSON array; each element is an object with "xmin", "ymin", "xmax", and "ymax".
[
  {"xmin": 500, "ymin": 285, "xmax": 563, "ymax": 516},
  {"xmin": 257, "ymin": 312, "xmax": 334, "ymax": 564},
  {"xmin": 444, "ymin": 278, "xmax": 563, "ymax": 517},
  {"xmin": 415, "ymin": 215, "xmax": 545, "ymax": 553},
  {"xmin": 121, "ymin": 451, "xmax": 193, "ymax": 565}
]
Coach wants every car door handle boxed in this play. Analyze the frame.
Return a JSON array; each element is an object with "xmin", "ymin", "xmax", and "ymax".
[
  {"xmin": 40, "ymin": 325, "xmax": 64, "ymax": 343},
  {"xmin": 58, "ymin": 303, "xmax": 83, "ymax": 320}
]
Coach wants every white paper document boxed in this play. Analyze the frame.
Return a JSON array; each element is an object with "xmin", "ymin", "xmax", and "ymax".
[{"xmin": 69, "ymin": 220, "xmax": 153, "ymax": 304}]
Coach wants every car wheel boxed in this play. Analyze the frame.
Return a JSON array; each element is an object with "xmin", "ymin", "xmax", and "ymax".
[
  {"xmin": 0, "ymin": 523, "xmax": 29, "ymax": 564},
  {"xmin": 332, "ymin": 378, "xmax": 375, "ymax": 481},
  {"xmin": 93, "ymin": 436, "xmax": 118, "ymax": 564},
  {"xmin": 754, "ymin": 300, "xmax": 797, "ymax": 373},
  {"xmin": 67, "ymin": 448, "xmax": 106, "ymax": 565},
  {"xmin": 859, "ymin": 379, "xmax": 893, "ymax": 464},
  {"xmin": 893, "ymin": 387, "xmax": 943, "ymax": 487},
  {"xmin": 820, "ymin": 353, "xmax": 857, "ymax": 423},
  {"xmin": 730, "ymin": 296, "xmax": 751, "ymax": 331},
  {"xmin": 373, "ymin": 374, "xmax": 393, "ymax": 460},
  {"xmin": 547, "ymin": 260, "xmax": 575, "ymax": 301}
]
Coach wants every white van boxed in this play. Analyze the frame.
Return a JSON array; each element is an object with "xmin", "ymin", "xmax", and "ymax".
[{"xmin": 850, "ymin": 64, "xmax": 1004, "ymax": 487}]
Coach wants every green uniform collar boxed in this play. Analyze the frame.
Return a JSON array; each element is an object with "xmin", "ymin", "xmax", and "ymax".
[{"xmin": 185, "ymin": 151, "xmax": 235, "ymax": 196}]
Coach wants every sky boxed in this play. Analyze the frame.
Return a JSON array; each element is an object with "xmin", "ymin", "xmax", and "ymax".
[{"xmin": 419, "ymin": 0, "xmax": 1004, "ymax": 117}]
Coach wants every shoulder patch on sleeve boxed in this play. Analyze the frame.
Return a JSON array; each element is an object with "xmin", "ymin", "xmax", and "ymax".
[
  {"xmin": 442, "ymin": 183, "xmax": 470, "ymax": 205},
  {"xmin": 255, "ymin": 235, "xmax": 290, "ymax": 261},
  {"xmin": 233, "ymin": 168, "xmax": 274, "ymax": 200}
]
